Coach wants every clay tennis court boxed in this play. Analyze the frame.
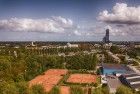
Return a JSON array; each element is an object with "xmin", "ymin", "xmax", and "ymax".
[
  {"xmin": 44, "ymin": 69, "xmax": 68, "ymax": 76},
  {"xmin": 60, "ymin": 86, "xmax": 70, "ymax": 94},
  {"xmin": 67, "ymin": 74, "xmax": 97, "ymax": 84},
  {"xmin": 29, "ymin": 69, "xmax": 68, "ymax": 92}
]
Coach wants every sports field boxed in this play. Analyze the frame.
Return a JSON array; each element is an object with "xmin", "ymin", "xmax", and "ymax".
[
  {"xmin": 67, "ymin": 74, "xmax": 97, "ymax": 84},
  {"xmin": 29, "ymin": 69, "xmax": 68, "ymax": 92}
]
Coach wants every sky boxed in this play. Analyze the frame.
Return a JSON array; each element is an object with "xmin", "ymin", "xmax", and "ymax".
[{"xmin": 0, "ymin": 0, "xmax": 140, "ymax": 41}]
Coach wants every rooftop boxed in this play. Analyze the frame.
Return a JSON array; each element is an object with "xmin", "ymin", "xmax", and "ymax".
[
  {"xmin": 123, "ymin": 73, "xmax": 140, "ymax": 78},
  {"xmin": 121, "ymin": 73, "xmax": 140, "ymax": 90},
  {"xmin": 127, "ymin": 77, "xmax": 140, "ymax": 82},
  {"xmin": 131, "ymin": 83, "xmax": 140, "ymax": 89},
  {"xmin": 102, "ymin": 63, "xmax": 130, "ymax": 71},
  {"xmin": 106, "ymin": 75, "xmax": 122, "ymax": 93}
]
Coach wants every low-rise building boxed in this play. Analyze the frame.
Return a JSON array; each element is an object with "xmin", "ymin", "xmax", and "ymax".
[
  {"xmin": 120, "ymin": 73, "xmax": 140, "ymax": 91},
  {"xmin": 101, "ymin": 63, "xmax": 133, "ymax": 75},
  {"xmin": 106, "ymin": 75, "xmax": 122, "ymax": 93},
  {"xmin": 67, "ymin": 43, "xmax": 78, "ymax": 48}
]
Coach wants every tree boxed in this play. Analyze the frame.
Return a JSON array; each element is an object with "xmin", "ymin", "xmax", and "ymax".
[
  {"xmin": 110, "ymin": 45, "xmax": 120, "ymax": 54},
  {"xmin": 92, "ymin": 88, "xmax": 103, "ymax": 94},
  {"xmin": 0, "ymin": 82, "xmax": 18, "ymax": 94},
  {"xmin": 92, "ymin": 86, "xmax": 109, "ymax": 94},
  {"xmin": 102, "ymin": 86, "xmax": 109, "ymax": 94},
  {"xmin": 30, "ymin": 84, "xmax": 46, "ymax": 94},
  {"xmin": 116, "ymin": 85, "xmax": 133, "ymax": 94},
  {"xmin": 128, "ymin": 50, "xmax": 137, "ymax": 58},
  {"xmin": 70, "ymin": 86, "xmax": 84, "ymax": 94},
  {"xmin": 49, "ymin": 86, "xmax": 60, "ymax": 94},
  {"xmin": 66, "ymin": 54, "xmax": 97, "ymax": 70},
  {"xmin": 16, "ymin": 81, "xmax": 29, "ymax": 94}
]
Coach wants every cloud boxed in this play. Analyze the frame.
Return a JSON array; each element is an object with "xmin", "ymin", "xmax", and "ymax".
[
  {"xmin": 104, "ymin": 25, "xmax": 124, "ymax": 36},
  {"xmin": 73, "ymin": 30, "xmax": 82, "ymax": 36},
  {"xmin": 0, "ymin": 16, "xmax": 74, "ymax": 33},
  {"xmin": 98, "ymin": 3, "xmax": 140, "ymax": 24},
  {"xmin": 104, "ymin": 24, "xmax": 140, "ymax": 36},
  {"xmin": 97, "ymin": 3, "xmax": 140, "ymax": 38}
]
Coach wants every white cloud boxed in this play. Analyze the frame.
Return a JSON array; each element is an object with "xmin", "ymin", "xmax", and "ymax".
[
  {"xmin": 97, "ymin": 3, "xmax": 140, "ymax": 37},
  {"xmin": 0, "ymin": 16, "xmax": 74, "ymax": 33},
  {"xmin": 73, "ymin": 30, "xmax": 82, "ymax": 36},
  {"xmin": 98, "ymin": 3, "xmax": 140, "ymax": 24}
]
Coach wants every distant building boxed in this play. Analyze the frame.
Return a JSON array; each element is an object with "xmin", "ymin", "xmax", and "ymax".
[
  {"xmin": 94, "ymin": 44, "xmax": 101, "ymax": 48},
  {"xmin": 58, "ymin": 53, "xmax": 65, "ymax": 57},
  {"xmin": 103, "ymin": 29, "xmax": 110, "ymax": 43},
  {"xmin": 67, "ymin": 43, "xmax": 78, "ymax": 48},
  {"xmin": 31, "ymin": 41, "xmax": 36, "ymax": 46},
  {"xmin": 135, "ymin": 45, "xmax": 140, "ymax": 48},
  {"xmin": 103, "ymin": 43, "xmax": 112, "ymax": 49},
  {"xmin": 14, "ymin": 45, "xmax": 20, "ymax": 49}
]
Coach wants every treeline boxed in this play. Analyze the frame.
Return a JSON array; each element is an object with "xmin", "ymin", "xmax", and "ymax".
[
  {"xmin": 0, "ymin": 53, "xmax": 97, "ymax": 81},
  {"xmin": 66, "ymin": 54, "xmax": 97, "ymax": 70},
  {"xmin": 110, "ymin": 45, "xmax": 140, "ymax": 59},
  {"xmin": 127, "ymin": 47, "xmax": 140, "ymax": 58},
  {"xmin": 0, "ymin": 44, "xmax": 92, "ymax": 56}
]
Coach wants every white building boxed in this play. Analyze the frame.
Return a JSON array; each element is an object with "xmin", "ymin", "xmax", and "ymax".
[
  {"xmin": 31, "ymin": 41, "xmax": 36, "ymax": 46},
  {"xmin": 67, "ymin": 43, "xmax": 78, "ymax": 48}
]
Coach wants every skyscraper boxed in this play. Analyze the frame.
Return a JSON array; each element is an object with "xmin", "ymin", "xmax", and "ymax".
[
  {"xmin": 103, "ymin": 29, "xmax": 110, "ymax": 43},
  {"xmin": 106, "ymin": 29, "xmax": 109, "ymax": 42}
]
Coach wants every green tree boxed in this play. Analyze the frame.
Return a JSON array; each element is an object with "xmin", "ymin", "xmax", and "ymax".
[
  {"xmin": 16, "ymin": 81, "xmax": 29, "ymax": 94},
  {"xmin": 102, "ymin": 86, "xmax": 109, "ymax": 94},
  {"xmin": 92, "ymin": 88, "xmax": 103, "ymax": 94},
  {"xmin": 49, "ymin": 86, "xmax": 60, "ymax": 94},
  {"xmin": 31, "ymin": 84, "xmax": 46, "ymax": 94},
  {"xmin": 66, "ymin": 54, "xmax": 97, "ymax": 70},
  {"xmin": 70, "ymin": 86, "xmax": 84, "ymax": 94},
  {"xmin": 110, "ymin": 45, "xmax": 120, "ymax": 54},
  {"xmin": 116, "ymin": 85, "xmax": 133, "ymax": 94},
  {"xmin": 0, "ymin": 82, "xmax": 18, "ymax": 94}
]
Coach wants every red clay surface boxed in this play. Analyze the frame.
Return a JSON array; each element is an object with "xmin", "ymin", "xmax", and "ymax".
[
  {"xmin": 44, "ymin": 69, "xmax": 68, "ymax": 76},
  {"xmin": 67, "ymin": 74, "xmax": 96, "ymax": 84},
  {"xmin": 60, "ymin": 86, "xmax": 70, "ymax": 94},
  {"xmin": 29, "ymin": 69, "xmax": 68, "ymax": 92}
]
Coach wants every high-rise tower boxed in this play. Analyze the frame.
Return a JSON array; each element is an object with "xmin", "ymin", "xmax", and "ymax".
[
  {"xmin": 103, "ymin": 29, "xmax": 110, "ymax": 43},
  {"xmin": 106, "ymin": 29, "xmax": 109, "ymax": 43}
]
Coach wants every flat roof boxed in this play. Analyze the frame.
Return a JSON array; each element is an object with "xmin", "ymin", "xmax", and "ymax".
[
  {"xmin": 102, "ymin": 63, "xmax": 132, "ymax": 71},
  {"xmin": 123, "ymin": 73, "xmax": 140, "ymax": 78},
  {"xmin": 127, "ymin": 77, "xmax": 140, "ymax": 82},
  {"xmin": 102, "ymin": 64, "xmax": 124, "ymax": 69},
  {"xmin": 106, "ymin": 75, "xmax": 122, "ymax": 89},
  {"xmin": 121, "ymin": 73, "xmax": 140, "ymax": 89},
  {"xmin": 131, "ymin": 83, "xmax": 140, "ymax": 89}
]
